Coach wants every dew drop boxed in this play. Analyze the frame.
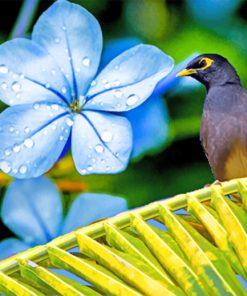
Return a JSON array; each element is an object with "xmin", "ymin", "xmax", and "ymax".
[
  {"xmin": 0, "ymin": 65, "xmax": 8, "ymax": 74},
  {"xmin": 1, "ymin": 82, "xmax": 7, "ymax": 90},
  {"xmin": 51, "ymin": 69, "xmax": 56, "ymax": 75},
  {"xmin": 61, "ymin": 86, "xmax": 67, "ymax": 94},
  {"xmin": 13, "ymin": 168, "xmax": 18, "ymax": 174},
  {"xmin": 62, "ymin": 25, "xmax": 66, "ymax": 30},
  {"xmin": 101, "ymin": 131, "xmax": 113, "ymax": 142},
  {"xmin": 32, "ymin": 103, "xmax": 41, "ymax": 113},
  {"xmin": 43, "ymin": 130, "xmax": 48, "ymax": 136},
  {"xmin": 126, "ymin": 94, "xmax": 139, "ymax": 106},
  {"xmin": 66, "ymin": 117, "xmax": 74, "ymax": 127},
  {"xmin": 114, "ymin": 65, "xmax": 119, "ymax": 70},
  {"xmin": 55, "ymin": 38, "xmax": 60, "ymax": 44},
  {"xmin": 51, "ymin": 104, "xmax": 59, "ymax": 111},
  {"xmin": 80, "ymin": 169, "xmax": 87, "ymax": 175},
  {"xmin": 33, "ymin": 103, "xmax": 40, "ymax": 110},
  {"xmin": 75, "ymin": 67, "xmax": 81, "ymax": 73},
  {"xmin": 91, "ymin": 80, "xmax": 96, "ymax": 87},
  {"xmin": 82, "ymin": 57, "xmax": 91, "ymax": 67},
  {"xmin": 9, "ymin": 127, "xmax": 14, "ymax": 133},
  {"xmin": 87, "ymin": 165, "xmax": 93, "ymax": 171},
  {"xmin": 1, "ymin": 161, "xmax": 11, "ymax": 173},
  {"xmin": 59, "ymin": 136, "xmax": 64, "ymax": 141},
  {"xmin": 45, "ymin": 83, "xmax": 50, "ymax": 89},
  {"xmin": 51, "ymin": 124, "xmax": 57, "ymax": 130},
  {"xmin": 114, "ymin": 90, "xmax": 123, "ymax": 98},
  {"xmin": 114, "ymin": 80, "xmax": 120, "ymax": 86},
  {"xmin": 24, "ymin": 138, "xmax": 34, "ymax": 148},
  {"xmin": 95, "ymin": 144, "xmax": 104, "ymax": 153},
  {"xmin": 19, "ymin": 165, "xmax": 27, "ymax": 174},
  {"xmin": 103, "ymin": 80, "xmax": 111, "ymax": 89},
  {"xmin": 4, "ymin": 149, "xmax": 11, "ymax": 156},
  {"xmin": 24, "ymin": 127, "xmax": 30, "ymax": 133},
  {"xmin": 13, "ymin": 145, "xmax": 21, "ymax": 153},
  {"xmin": 15, "ymin": 130, "xmax": 20, "ymax": 135},
  {"xmin": 11, "ymin": 81, "xmax": 21, "ymax": 92}
]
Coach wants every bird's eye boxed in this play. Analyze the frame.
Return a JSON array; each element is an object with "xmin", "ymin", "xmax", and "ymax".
[{"xmin": 199, "ymin": 60, "xmax": 207, "ymax": 68}]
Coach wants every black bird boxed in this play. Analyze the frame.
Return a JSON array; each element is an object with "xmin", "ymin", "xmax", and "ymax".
[{"xmin": 177, "ymin": 53, "xmax": 247, "ymax": 181}]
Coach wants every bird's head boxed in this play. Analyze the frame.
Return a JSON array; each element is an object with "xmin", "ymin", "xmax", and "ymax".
[{"xmin": 177, "ymin": 54, "xmax": 241, "ymax": 89}]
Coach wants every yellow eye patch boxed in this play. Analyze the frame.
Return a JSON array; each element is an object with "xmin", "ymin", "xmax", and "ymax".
[{"xmin": 199, "ymin": 57, "xmax": 214, "ymax": 70}]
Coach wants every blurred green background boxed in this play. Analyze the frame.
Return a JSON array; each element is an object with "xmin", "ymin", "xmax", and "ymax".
[{"xmin": 1, "ymin": 0, "xmax": 247, "ymax": 214}]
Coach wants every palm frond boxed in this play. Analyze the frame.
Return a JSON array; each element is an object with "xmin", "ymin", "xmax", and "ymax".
[{"xmin": 0, "ymin": 178, "xmax": 246, "ymax": 295}]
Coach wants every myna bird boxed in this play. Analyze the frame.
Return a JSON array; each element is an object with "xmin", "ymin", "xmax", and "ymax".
[{"xmin": 177, "ymin": 54, "xmax": 247, "ymax": 181}]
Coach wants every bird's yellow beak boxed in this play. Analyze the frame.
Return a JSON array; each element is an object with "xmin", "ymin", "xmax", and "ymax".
[{"xmin": 176, "ymin": 68, "xmax": 197, "ymax": 77}]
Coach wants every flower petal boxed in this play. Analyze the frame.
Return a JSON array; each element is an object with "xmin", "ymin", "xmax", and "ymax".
[
  {"xmin": 99, "ymin": 37, "xmax": 141, "ymax": 71},
  {"xmin": 72, "ymin": 111, "xmax": 132, "ymax": 175},
  {"xmin": 1, "ymin": 177, "xmax": 63, "ymax": 245},
  {"xmin": 62, "ymin": 193, "xmax": 127, "ymax": 234},
  {"xmin": 0, "ymin": 103, "xmax": 71, "ymax": 178},
  {"xmin": 32, "ymin": 0, "xmax": 102, "ymax": 98},
  {"xmin": 85, "ymin": 44, "xmax": 174, "ymax": 112},
  {"xmin": 0, "ymin": 238, "xmax": 29, "ymax": 260},
  {"xmin": 0, "ymin": 38, "xmax": 71, "ymax": 106},
  {"xmin": 125, "ymin": 96, "xmax": 169, "ymax": 159}
]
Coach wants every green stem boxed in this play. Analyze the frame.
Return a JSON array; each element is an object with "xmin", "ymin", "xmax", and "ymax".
[{"xmin": 9, "ymin": 0, "xmax": 40, "ymax": 39}]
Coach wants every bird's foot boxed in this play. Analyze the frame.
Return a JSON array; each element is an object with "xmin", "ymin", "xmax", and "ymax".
[{"xmin": 204, "ymin": 180, "xmax": 222, "ymax": 188}]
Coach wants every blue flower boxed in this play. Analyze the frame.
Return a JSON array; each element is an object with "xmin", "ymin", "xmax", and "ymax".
[
  {"xmin": 0, "ymin": 176, "xmax": 128, "ymax": 260},
  {"xmin": 101, "ymin": 37, "xmax": 171, "ymax": 159},
  {"xmin": 0, "ymin": 0, "xmax": 173, "ymax": 178}
]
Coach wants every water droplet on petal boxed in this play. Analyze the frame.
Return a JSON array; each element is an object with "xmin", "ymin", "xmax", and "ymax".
[
  {"xmin": 62, "ymin": 25, "xmax": 66, "ymax": 31},
  {"xmin": 1, "ymin": 161, "xmax": 11, "ymax": 173},
  {"xmin": 0, "ymin": 65, "xmax": 8, "ymax": 74},
  {"xmin": 51, "ymin": 104, "xmax": 59, "ymax": 111},
  {"xmin": 1, "ymin": 82, "xmax": 7, "ymax": 89},
  {"xmin": 95, "ymin": 144, "xmax": 104, "ymax": 153},
  {"xmin": 51, "ymin": 124, "xmax": 57, "ymax": 130},
  {"xmin": 101, "ymin": 131, "xmax": 113, "ymax": 142},
  {"xmin": 33, "ymin": 103, "xmax": 40, "ymax": 110},
  {"xmin": 61, "ymin": 86, "xmax": 67, "ymax": 94},
  {"xmin": 126, "ymin": 94, "xmax": 139, "ymax": 106},
  {"xmin": 114, "ymin": 80, "xmax": 120, "ymax": 86},
  {"xmin": 4, "ymin": 149, "xmax": 11, "ymax": 156},
  {"xmin": 11, "ymin": 81, "xmax": 21, "ymax": 92},
  {"xmin": 55, "ymin": 38, "xmax": 60, "ymax": 44},
  {"xmin": 45, "ymin": 83, "xmax": 50, "ymax": 89},
  {"xmin": 81, "ymin": 169, "xmax": 87, "ymax": 175},
  {"xmin": 82, "ymin": 57, "xmax": 91, "ymax": 67},
  {"xmin": 59, "ymin": 136, "xmax": 64, "ymax": 141},
  {"xmin": 91, "ymin": 80, "xmax": 96, "ymax": 87},
  {"xmin": 15, "ymin": 130, "xmax": 20, "ymax": 135},
  {"xmin": 43, "ymin": 130, "xmax": 48, "ymax": 136},
  {"xmin": 51, "ymin": 69, "xmax": 56, "ymax": 75},
  {"xmin": 87, "ymin": 165, "xmax": 93, "ymax": 171},
  {"xmin": 19, "ymin": 165, "xmax": 27, "ymax": 174},
  {"xmin": 66, "ymin": 117, "xmax": 74, "ymax": 127},
  {"xmin": 103, "ymin": 79, "xmax": 111, "ymax": 89},
  {"xmin": 13, "ymin": 145, "xmax": 21, "ymax": 153},
  {"xmin": 114, "ymin": 65, "xmax": 119, "ymax": 70},
  {"xmin": 75, "ymin": 67, "xmax": 81, "ymax": 73},
  {"xmin": 24, "ymin": 138, "xmax": 34, "ymax": 148},
  {"xmin": 24, "ymin": 127, "xmax": 30, "ymax": 133},
  {"xmin": 114, "ymin": 90, "xmax": 123, "ymax": 98},
  {"xmin": 9, "ymin": 127, "xmax": 14, "ymax": 133}
]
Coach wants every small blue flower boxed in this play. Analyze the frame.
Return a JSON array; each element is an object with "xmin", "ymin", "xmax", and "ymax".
[
  {"xmin": 0, "ymin": 176, "xmax": 128, "ymax": 260},
  {"xmin": 0, "ymin": 0, "xmax": 173, "ymax": 178}
]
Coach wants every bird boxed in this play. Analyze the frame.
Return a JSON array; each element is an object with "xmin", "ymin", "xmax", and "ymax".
[{"xmin": 177, "ymin": 53, "xmax": 247, "ymax": 182}]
